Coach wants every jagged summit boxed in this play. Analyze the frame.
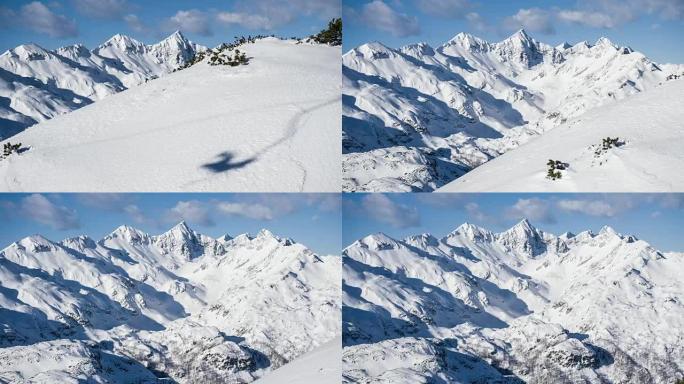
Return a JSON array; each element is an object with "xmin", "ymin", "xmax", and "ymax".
[
  {"xmin": 5, "ymin": 43, "xmax": 54, "ymax": 60},
  {"xmin": 595, "ymin": 36, "xmax": 617, "ymax": 48},
  {"xmin": 100, "ymin": 33, "xmax": 144, "ymax": 50},
  {"xmin": 502, "ymin": 29, "xmax": 534, "ymax": 44},
  {"xmin": 448, "ymin": 222, "xmax": 493, "ymax": 241},
  {"xmin": 556, "ymin": 41, "xmax": 572, "ymax": 50},
  {"xmin": 108, "ymin": 224, "xmax": 150, "ymax": 243}
]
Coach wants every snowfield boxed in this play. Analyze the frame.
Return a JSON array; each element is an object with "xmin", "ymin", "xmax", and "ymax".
[
  {"xmin": 256, "ymin": 337, "xmax": 341, "ymax": 384},
  {"xmin": 342, "ymin": 29, "xmax": 684, "ymax": 192},
  {"xmin": 440, "ymin": 79, "xmax": 684, "ymax": 191},
  {"xmin": 0, "ymin": 38, "xmax": 340, "ymax": 192},
  {"xmin": 343, "ymin": 220, "xmax": 684, "ymax": 383},
  {"xmin": 0, "ymin": 222, "xmax": 341, "ymax": 383}
]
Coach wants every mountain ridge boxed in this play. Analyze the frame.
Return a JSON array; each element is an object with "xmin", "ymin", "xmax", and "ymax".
[
  {"xmin": 0, "ymin": 221, "xmax": 341, "ymax": 383},
  {"xmin": 343, "ymin": 220, "xmax": 683, "ymax": 382}
]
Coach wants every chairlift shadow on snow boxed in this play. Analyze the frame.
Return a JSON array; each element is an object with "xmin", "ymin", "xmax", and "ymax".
[{"xmin": 201, "ymin": 151, "xmax": 255, "ymax": 173}]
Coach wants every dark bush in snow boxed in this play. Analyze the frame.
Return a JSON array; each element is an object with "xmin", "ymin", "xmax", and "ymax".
[
  {"xmin": 309, "ymin": 18, "xmax": 342, "ymax": 46},
  {"xmin": 546, "ymin": 159, "xmax": 566, "ymax": 180}
]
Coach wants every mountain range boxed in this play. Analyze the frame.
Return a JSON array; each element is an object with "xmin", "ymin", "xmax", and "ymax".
[
  {"xmin": 343, "ymin": 220, "xmax": 683, "ymax": 383},
  {"xmin": 0, "ymin": 222, "xmax": 340, "ymax": 383},
  {"xmin": 0, "ymin": 31, "xmax": 206, "ymax": 139},
  {"xmin": 342, "ymin": 29, "xmax": 684, "ymax": 192}
]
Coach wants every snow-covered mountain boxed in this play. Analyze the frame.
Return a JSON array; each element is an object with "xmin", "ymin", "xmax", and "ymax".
[
  {"xmin": 343, "ymin": 220, "xmax": 684, "ymax": 383},
  {"xmin": 0, "ymin": 38, "xmax": 341, "ymax": 192},
  {"xmin": 0, "ymin": 222, "xmax": 340, "ymax": 383},
  {"xmin": 342, "ymin": 29, "xmax": 684, "ymax": 191},
  {"xmin": 439, "ymin": 78, "xmax": 684, "ymax": 191},
  {"xmin": 0, "ymin": 31, "xmax": 206, "ymax": 139}
]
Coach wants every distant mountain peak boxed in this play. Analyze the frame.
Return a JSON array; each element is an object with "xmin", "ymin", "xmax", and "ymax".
[
  {"xmin": 100, "ymin": 34, "xmax": 144, "ymax": 50},
  {"xmin": 595, "ymin": 37, "xmax": 616, "ymax": 48},
  {"xmin": 358, "ymin": 232, "xmax": 399, "ymax": 251},
  {"xmin": 450, "ymin": 222, "xmax": 493, "ymax": 241},
  {"xmin": 556, "ymin": 42, "xmax": 572, "ymax": 50}
]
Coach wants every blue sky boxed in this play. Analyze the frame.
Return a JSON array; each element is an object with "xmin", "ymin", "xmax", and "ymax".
[
  {"xmin": 343, "ymin": 193, "xmax": 684, "ymax": 252},
  {"xmin": 0, "ymin": 0, "xmax": 339, "ymax": 52},
  {"xmin": 0, "ymin": 193, "xmax": 341, "ymax": 255},
  {"xmin": 343, "ymin": 0, "xmax": 684, "ymax": 63}
]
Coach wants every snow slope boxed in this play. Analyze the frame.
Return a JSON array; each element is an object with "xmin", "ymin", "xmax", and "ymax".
[
  {"xmin": 0, "ymin": 32, "xmax": 206, "ymax": 138},
  {"xmin": 343, "ymin": 220, "xmax": 684, "ymax": 383},
  {"xmin": 255, "ymin": 337, "xmax": 341, "ymax": 384},
  {"xmin": 440, "ymin": 79, "xmax": 684, "ymax": 191},
  {"xmin": 0, "ymin": 222, "xmax": 341, "ymax": 383},
  {"xmin": 343, "ymin": 29, "xmax": 684, "ymax": 191},
  {"xmin": 0, "ymin": 38, "xmax": 341, "ymax": 192}
]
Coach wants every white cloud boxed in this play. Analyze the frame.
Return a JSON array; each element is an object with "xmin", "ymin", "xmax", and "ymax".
[
  {"xmin": 503, "ymin": 8, "xmax": 555, "ymax": 34},
  {"xmin": 506, "ymin": 198, "xmax": 556, "ymax": 223},
  {"xmin": 0, "ymin": 1, "xmax": 78, "ymax": 38},
  {"xmin": 165, "ymin": 9, "xmax": 212, "ymax": 36},
  {"xmin": 215, "ymin": 202, "xmax": 274, "ymax": 220},
  {"xmin": 358, "ymin": 0, "xmax": 421, "ymax": 37},
  {"xmin": 557, "ymin": 199, "xmax": 620, "ymax": 217},
  {"xmin": 77, "ymin": 193, "xmax": 130, "ymax": 210},
  {"xmin": 124, "ymin": 14, "xmax": 148, "ymax": 33},
  {"xmin": 466, "ymin": 12, "xmax": 489, "ymax": 32},
  {"xmin": 556, "ymin": 10, "xmax": 619, "ymax": 28},
  {"xmin": 165, "ymin": 200, "xmax": 215, "ymax": 226},
  {"xmin": 217, "ymin": 0, "xmax": 340, "ymax": 31},
  {"xmin": 217, "ymin": 12, "xmax": 273, "ymax": 29},
  {"xmin": 73, "ymin": 0, "xmax": 130, "ymax": 19},
  {"xmin": 20, "ymin": 194, "xmax": 80, "ymax": 230},
  {"xmin": 465, "ymin": 202, "xmax": 490, "ymax": 222},
  {"xmin": 123, "ymin": 204, "xmax": 148, "ymax": 224},
  {"xmin": 361, "ymin": 194, "xmax": 420, "ymax": 228},
  {"xmin": 415, "ymin": 0, "xmax": 471, "ymax": 18}
]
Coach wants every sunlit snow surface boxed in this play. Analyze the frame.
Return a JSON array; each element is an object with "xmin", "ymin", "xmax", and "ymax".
[
  {"xmin": 0, "ymin": 39, "xmax": 340, "ymax": 192},
  {"xmin": 255, "ymin": 337, "xmax": 341, "ymax": 384},
  {"xmin": 439, "ymin": 79, "xmax": 684, "ymax": 191}
]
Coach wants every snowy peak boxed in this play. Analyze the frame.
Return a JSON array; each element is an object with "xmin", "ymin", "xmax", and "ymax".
[
  {"xmin": 501, "ymin": 29, "xmax": 535, "ymax": 46},
  {"xmin": 5, "ymin": 43, "xmax": 54, "ymax": 61},
  {"xmin": 107, "ymin": 225, "xmax": 150, "ymax": 244},
  {"xmin": 403, "ymin": 233, "xmax": 439, "ymax": 249},
  {"xmin": 55, "ymin": 44, "xmax": 91, "ymax": 59},
  {"xmin": 352, "ymin": 41, "xmax": 398, "ymax": 60},
  {"xmin": 354, "ymin": 232, "xmax": 400, "ymax": 251},
  {"xmin": 556, "ymin": 42, "xmax": 572, "ymax": 50},
  {"xmin": 447, "ymin": 222, "xmax": 494, "ymax": 242},
  {"xmin": 401, "ymin": 42, "xmax": 435, "ymax": 57},
  {"xmin": 496, "ymin": 219, "xmax": 550, "ymax": 257},
  {"xmin": 594, "ymin": 36, "xmax": 617, "ymax": 49},
  {"xmin": 446, "ymin": 32, "xmax": 490, "ymax": 51},
  {"xmin": 100, "ymin": 33, "xmax": 145, "ymax": 51}
]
